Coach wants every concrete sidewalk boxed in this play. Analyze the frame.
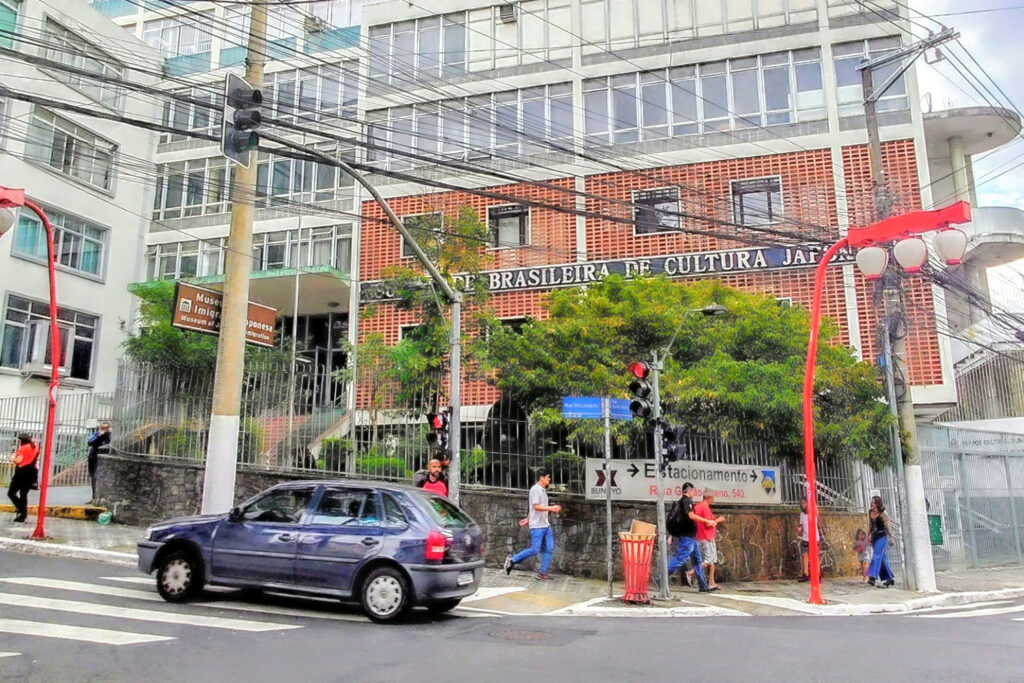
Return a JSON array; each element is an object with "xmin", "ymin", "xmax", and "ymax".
[{"xmin": 3, "ymin": 511, "xmax": 1024, "ymax": 617}]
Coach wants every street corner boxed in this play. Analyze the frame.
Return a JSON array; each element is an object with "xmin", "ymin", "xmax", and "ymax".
[
  {"xmin": 549, "ymin": 595, "xmax": 750, "ymax": 618},
  {"xmin": 459, "ymin": 585, "xmax": 588, "ymax": 616}
]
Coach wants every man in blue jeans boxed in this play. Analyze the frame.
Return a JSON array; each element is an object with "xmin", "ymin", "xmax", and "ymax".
[
  {"xmin": 667, "ymin": 482, "xmax": 718, "ymax": 593},
  {"xmin": 504, "ymin": 469, "xmax": 562, "ymax": 580}
]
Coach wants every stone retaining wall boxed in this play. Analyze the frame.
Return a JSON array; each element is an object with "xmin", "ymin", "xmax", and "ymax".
[{"xmin": 97, "ymin": 454, "xmax": 864, "ymax": 581}]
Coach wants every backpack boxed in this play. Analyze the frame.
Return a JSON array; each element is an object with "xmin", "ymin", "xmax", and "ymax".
[{"xmin": 666, "ymin": 498, "xmax": 687, "ymax": 537}]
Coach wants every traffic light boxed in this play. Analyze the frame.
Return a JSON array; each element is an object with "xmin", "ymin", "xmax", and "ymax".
[
  {"xmin": 662, "ymin": 425, "xmax": 687, "ymax": 464},
  {"xmin": 628, "ymin": 360, "xmax": 653, "ymax": 419},
  {"xmin": 221, "ymin": 72, "xmax": 262, "ymax": 167},
  {"xmin": 425, "ymin": 410, "xmax": 449, "ymax": 455}
]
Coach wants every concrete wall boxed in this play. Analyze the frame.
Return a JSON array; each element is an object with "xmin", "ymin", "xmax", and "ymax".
[{"xmin": 98, "ymin": 454, "xmax": 864, "ymax": 580}]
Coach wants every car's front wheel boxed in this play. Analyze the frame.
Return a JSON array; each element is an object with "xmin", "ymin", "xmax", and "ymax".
[
  {"xmin": 360, "ymin": 567, "xmax": 409, "ymax": 623},
  {"xmin": 156, "ymin": 550, "xmax": 204, "ymax": 603}
]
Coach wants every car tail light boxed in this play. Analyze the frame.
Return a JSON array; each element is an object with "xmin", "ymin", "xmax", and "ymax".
[{"xmin": 425, "ymin": 530, "xmax": 447, "ymax": 561}]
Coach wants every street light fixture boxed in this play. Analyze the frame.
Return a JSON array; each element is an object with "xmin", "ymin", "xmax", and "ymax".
[
  {"xmin": 801, "ymin": 200, "xmax": 971, "ymax": 605},
  {"xmin": 0, "ymin": 186, "xmax": 61, "ymax": 541}
]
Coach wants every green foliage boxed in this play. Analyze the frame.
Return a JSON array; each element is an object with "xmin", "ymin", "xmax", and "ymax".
[
  {"xmin": 460, "ymin": 445, "xmax": 488, "ymax": 482},
  {"xmin": 318, "ymin": 437, "xmax": 352, "ymax": 472},
  {"xmin": 472, "ymin": 275, "xmax": 895, "ymax": 470},
  {"xmin": 355, "ymin": 450, "xmax": 412, "ymax": 479}
]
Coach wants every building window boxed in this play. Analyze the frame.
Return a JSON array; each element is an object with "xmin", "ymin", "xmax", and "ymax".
[
  {"xmin": 834, "ymin": 38, "xmax": 908, "ymax": 117},
  {"xmin": 12, "ymin": 208, "xmax": 107, "ymax": 278},
  {"xmin": 369, "ymin": 12, "xmax": 466, "ymax": 85},
  {"xmin": 143, "ymin": 14, "xmax": 212, "ymax": 57},
  {"xmin": 153, "ymin": 157, "xmax": 229, "ymax": 219},
  {"xmin": 731, "ymin": 177, "xmax": 783, "ymax": 227},
  {"xmin": 24, "ymin": 108, "xmax": 117, "ymax": 192},
  {"xmin": 42, "ymin": 19, "xmax": 125, "ymax": 109},
  {"xmin": 488, "ymin": 204, "xmax": 529, "ymax": 248},
  {"xmin": 308, "ymin": 0, "xmax": 365, "ymax": 28},
  {"xmin": 160, "ymin": 87, "xmax": 222, "ymax": 143},
  {"xmin": 0, "ymin": 294, "xmax": 98, "ymax": 381},
  {"xmin": 583, "ymin": 49, "xmax": 825, "ymax": 145},
  {"xmin": 368, "ymin": 83, "xmax": 572, "ymax": 168},
  {"xmin": 0, "ymin": 0, "xmax": 19, "ymax": 50},
  {"xmin": 263, "ymin": 62, "xmax": 359, "ymax": 124},
  {"xmin": 255, "ymin": 148, "xmax": 354, "ymax": 206},
  {"xmin": 633, "ymin": 188, "xmax": 680, "ymax": 234},
  {"xmin": 401, "ymin": 213, "xmax": 443, "ymax": 258}
]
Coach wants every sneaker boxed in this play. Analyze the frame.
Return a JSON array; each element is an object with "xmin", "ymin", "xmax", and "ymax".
[
  {"xmin": 883, "ymin": 579, "xmax": 895, "ymax": 588},
  {"xmin": 797, "ymin": 574, "xmax": 810, "ymax": 583},
  {"xmin": 503, "ymin": 555, "xmax": 514, "ymax": 576},
  {"xmin": 707, "ymin": 586, "xmax": 720, "ymax": 592},
  {"xmin": 536, "ymin": 573, "xmax": 554, "ymax": 581},
  {"xmin": 867, "ymin": 577, "xmax": 876, "ymax": 586},
  {"xmin": 698, "ymin": 586, "xmax": 713, "ymax": 593}
]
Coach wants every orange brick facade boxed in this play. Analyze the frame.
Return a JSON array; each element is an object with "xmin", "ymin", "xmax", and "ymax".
[{"xmin": 358, "ymin": 141, "xmax": 946, "ymax": 408}]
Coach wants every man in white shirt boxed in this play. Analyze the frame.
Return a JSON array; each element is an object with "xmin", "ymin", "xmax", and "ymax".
[
  {"xmin": 797, "ymin": 497, "xmax": 820, "ymax": 582},
  {"xmin": 504, "ymin": 469, "xmax": 562, "ymax": 580}
]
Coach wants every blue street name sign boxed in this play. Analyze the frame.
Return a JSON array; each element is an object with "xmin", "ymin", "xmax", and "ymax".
[
  {"xmin": 562, "ymin": 396, "xmax": 603, "ymax": 419},
  {"xmin": 561, "ymin": 396, "xmax": 633, "ymax": 421}
]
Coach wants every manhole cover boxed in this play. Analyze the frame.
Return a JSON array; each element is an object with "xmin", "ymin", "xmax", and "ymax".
[{"xmin": 489, "ymin": 630, "xmax": 552, "ymax": 642}]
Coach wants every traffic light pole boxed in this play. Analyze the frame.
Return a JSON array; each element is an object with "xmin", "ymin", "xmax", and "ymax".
[
  {"xmin": 650, "ymin": 351, "xmax": 671, "ymax": 600},
  {"xmin": 201, "ymin": 0, "xmax": 267, "ymax": 514}
]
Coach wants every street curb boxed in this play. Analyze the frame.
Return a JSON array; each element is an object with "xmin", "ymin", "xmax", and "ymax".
[
  {"xmin": 0, "ymin": 504, "xmax": 106, "ymax": 521},
  {"xmin": 548, "ymin": 596, "xmax": 750, "ymax": 618},
  {"xmin": 0, "ymin": 536, "xmax": 136, "ymax": 568},
  {"xmin": 722, "ymin": 588, "xmax": 1024, "ymax": 616}
]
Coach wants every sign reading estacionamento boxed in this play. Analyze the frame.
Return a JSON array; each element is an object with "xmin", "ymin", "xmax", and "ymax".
[
  {"xmin": 172, "ymin": 282, "xmax": 277, "ymax": 348},
  {"xmin": 585, "ymin": 458, "xmax": 782, "ymax": 505}
]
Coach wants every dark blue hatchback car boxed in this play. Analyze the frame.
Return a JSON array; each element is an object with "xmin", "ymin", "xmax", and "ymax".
[{"xmin": 137, "ymin": 480, "xmax": 484, "ymax": 622}]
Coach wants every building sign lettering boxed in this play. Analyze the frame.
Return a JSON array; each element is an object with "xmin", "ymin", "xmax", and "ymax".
[{"xmin": 172, "ymin": 282, "xmax": 277, "ymax": 347}]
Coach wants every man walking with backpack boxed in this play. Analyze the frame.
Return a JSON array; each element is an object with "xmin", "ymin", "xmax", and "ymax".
[{"xmin": 665, "ymin": 482, "xmax": 718, "ymax": 592}]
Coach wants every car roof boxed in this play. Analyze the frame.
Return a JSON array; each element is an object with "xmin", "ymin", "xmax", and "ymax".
[{"xmin": 269, "ymin": 478, "xmax": 421, "ymax": 493}]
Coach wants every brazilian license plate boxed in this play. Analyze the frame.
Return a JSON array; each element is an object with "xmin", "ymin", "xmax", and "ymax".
[{"xmin": 457, "ymin": 572, "xmax": 474, "ymax": 586}]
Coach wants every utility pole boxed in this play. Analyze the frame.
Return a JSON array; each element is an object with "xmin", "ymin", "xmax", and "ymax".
[
  {"xmin": 201, "ymin": 1, "xmax": 267, "ymax": 514},
  {"xmin": 858, "ymin": 29, "xmax": 955, "ymax": 591}
]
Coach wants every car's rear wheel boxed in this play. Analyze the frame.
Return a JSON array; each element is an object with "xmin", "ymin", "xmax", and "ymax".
[
  {"xmin": 360, "ymin": 567, "xmax": 409, "ymax": 623},
  {"xmin": 426, "ymin": 598, "xmax": 461, "ymax": 614},
  {"xmin": 156, "ymin": 550, "xmax": 204, "ymax": 603}
]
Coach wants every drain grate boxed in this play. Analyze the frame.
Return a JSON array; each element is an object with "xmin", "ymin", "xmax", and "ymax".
[{"xmin": 489, "ymin": 629, "xmax": 553, "ymax": 642}]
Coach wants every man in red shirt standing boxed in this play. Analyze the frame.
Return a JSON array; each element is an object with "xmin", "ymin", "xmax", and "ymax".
[
  {"xmin": 694, "ymin": 493, "xmax": 726, "ymax": 590},
  {"xmin": 417, "ymin": 458, "xmax": 448, "ymax": 497}
]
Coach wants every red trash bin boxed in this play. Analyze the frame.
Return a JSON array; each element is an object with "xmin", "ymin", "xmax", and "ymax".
[{"xmin": 619, "ymin": 532, "xmax": 656, "ymax": 604}]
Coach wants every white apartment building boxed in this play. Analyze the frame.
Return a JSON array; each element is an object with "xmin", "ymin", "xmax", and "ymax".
[{"xmin": 0, "ymin": 0, "xmax": 162, "ymax": 398}]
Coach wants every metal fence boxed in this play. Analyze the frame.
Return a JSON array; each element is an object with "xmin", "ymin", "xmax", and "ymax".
[{"xmin": 0, "ymin": 391, "xmax": 113, "ymax": 487}]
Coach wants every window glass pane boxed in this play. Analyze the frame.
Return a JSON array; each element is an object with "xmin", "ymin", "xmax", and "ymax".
[
  {"xmin": 442, "ymin": 15, "xmax": 465, "ymax": 74},
  {"xmin": 700, "ymin": 64, "xmax": 729, "ymax": 128},
  {"xmin": 641, "ymin": 77, "xmax": 667, "ymax": 137},
  {"xmin": 634, "ymin": 188, "xmax": 680, "ymax": 233},
  {"xmin": 612, "ymin": 77, "xmax": 638, "ymax": 142},
  {"xmin": 418, "ymin": 19, "xmax": 440, "ymax": 76},
  {"xmin": 731, "ymin": 68, "xmax": 760, "ymax": 125},
  {"xmin": 584, "ymin": 83, "xmax": 609, "ymax": 142}
]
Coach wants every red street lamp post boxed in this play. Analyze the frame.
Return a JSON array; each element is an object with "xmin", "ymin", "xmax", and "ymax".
[
  {"xmin": 802, "ymin": 200, "xmax": 971, "ymax": 604},
  {"xmin": 0, "ymin": 186, "xmax": 61, "ymax": 541}
]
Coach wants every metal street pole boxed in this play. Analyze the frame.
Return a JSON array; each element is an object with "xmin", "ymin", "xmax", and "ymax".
[
  {"xmin": 650, "ymin": 351, "xmax": 670, "ymax": 600},
  {"xmin": 202, "ymin": 0, "xmax": 267, "ymax": 514},
  {"xmin": 0, "ymin": 189, "xmax": 61, "ymax": 540},
  {"xmin": 603, "ymin": 397, "xmax": 613, "ymax": 599},
  {"xmin": 880, "ymin": 311, "xmax": 912, "ymax": 589}
]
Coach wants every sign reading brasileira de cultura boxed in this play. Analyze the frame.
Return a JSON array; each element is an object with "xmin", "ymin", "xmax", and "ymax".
[{"xmin": 360, "ymin": 242, "xmax": 856, "ymax": 302}]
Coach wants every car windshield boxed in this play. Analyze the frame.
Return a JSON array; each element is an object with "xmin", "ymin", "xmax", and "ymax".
[{"xmin": 414, "ymin": 492, "xmax": 473, "ymax": 529}]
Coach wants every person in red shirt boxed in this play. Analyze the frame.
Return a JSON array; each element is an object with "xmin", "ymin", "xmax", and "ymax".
[
  {"xmin": 7, "ymin": 433, "xmax": 39, "ymax": 523},
  {"xmin": 418, "ymin": 458, "xmax": 448, "ymax": 497},
  {"xmin": 694, "ymin": 493, "xmax": 726, "ymax": 589}
]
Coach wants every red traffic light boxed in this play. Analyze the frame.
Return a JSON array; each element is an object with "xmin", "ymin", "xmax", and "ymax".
[
  {"xmin": 426, "ymin": 413, "xmax": 444, "ymax": 430},
  {"xmin": 628, "ymin": 361, "xmax": 649, "ymax": 380}
]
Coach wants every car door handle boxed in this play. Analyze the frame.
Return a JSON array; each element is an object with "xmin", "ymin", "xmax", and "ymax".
[
  {"xmin": 278, "ymin": 533, "xmax": 296, "ymax": 541},
  {"xmin": 361, "ymin": 537, "xmax": 379, "ymax": 546}
]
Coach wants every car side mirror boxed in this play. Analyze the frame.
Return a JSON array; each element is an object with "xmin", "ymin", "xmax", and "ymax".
[{"xmin": 228, "ymin": 506, "xmax": 243, "ymax": 523}]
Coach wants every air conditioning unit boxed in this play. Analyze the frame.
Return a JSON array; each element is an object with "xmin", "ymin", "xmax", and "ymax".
[
  {"xmin": 499, "ymin": 3, "xmax": 518, "ymax": 23},
  {"xmin": 20, "ymin": 319, "xmax": 71, "ymax": 378},
  {"xmin": 304, "ymin": 15, "xmax": 327, "ymax": 33}
]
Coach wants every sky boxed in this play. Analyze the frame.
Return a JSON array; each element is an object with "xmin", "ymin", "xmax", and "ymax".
[{"xmin": 911, "ymin": 0, "xmax": 1024, "ymax": 306}]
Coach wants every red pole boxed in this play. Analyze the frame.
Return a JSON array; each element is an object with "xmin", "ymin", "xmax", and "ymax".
[
  {"xmin": 801, "ymin": 238, "xmax": 848, "ymax": 605},
  {"xmin": 24, "ymin": 199, "xmax": 60, "ymax": 541}
]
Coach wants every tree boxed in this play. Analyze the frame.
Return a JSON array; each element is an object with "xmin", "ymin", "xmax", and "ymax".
[{"xmin": 472, "ymin": 275, "xmax": 895, "ymax": 469}]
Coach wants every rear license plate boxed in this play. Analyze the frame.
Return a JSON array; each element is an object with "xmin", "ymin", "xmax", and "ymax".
[{"xmin": 457, "ymin": 572, "xmax": 474, "ymax": 586}]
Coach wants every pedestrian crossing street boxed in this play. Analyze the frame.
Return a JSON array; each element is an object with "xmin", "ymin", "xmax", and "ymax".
[
  {"xmin": 0, "ymin": 573, "xmax": 499, "ymax": 658},
  {"xmin": 904, "ymin": 598, "xmax": 1024, "ymax": 620}
]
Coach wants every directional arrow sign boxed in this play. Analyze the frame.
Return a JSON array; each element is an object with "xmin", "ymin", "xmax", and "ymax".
[{"xmin": 585, "ymin": 458, "xmax": 782, "ymax": 505}]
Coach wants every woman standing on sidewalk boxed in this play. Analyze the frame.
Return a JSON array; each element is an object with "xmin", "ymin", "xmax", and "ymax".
[
  {"xmin": 867, "ymin": 496, "xmax": 895, "ymax": 588},
  {"xmin": 7, "ymin": 433, "xmax": 39, "ymax": 523}
]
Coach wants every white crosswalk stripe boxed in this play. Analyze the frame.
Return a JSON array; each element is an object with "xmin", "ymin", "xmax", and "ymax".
[
  {"xmin": 0, "ymin": 592, "xmax": 303, "ymax": 632},
  {"xmin": 2, "ymin": 577, "xmax": 368, "ymax": 622},
  {"xmin": 0, "ymin": 619, "xmax": 173, "ymax": 645},
  {"xmin": 0, "ymin": 652, "xmax": 22, "ymax": 658}
]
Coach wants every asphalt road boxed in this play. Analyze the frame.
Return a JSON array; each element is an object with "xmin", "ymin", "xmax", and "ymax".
[{"xmin": 1, "ymin": 551, "xmax": 1022, "ymax": 683}]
